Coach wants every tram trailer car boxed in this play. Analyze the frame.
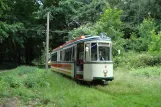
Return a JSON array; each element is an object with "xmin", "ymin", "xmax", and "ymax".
[{"xmin": 50, "ymin": 34, "xmax": 114, "ymax": 84}]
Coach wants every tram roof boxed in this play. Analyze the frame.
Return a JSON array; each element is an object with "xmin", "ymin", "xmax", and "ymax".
[{"xmin": 52, "ymin": 35, "xmax": 111, "ymax": 52}]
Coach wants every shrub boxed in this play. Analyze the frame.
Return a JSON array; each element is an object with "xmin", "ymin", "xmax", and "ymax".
[
  {"xmin": 148, "ymin": 31, "xmax": 161, "ymax": 53},
  {"xmin": 114, "ymin": 52, "xmax": 161, "ymax": 69}
]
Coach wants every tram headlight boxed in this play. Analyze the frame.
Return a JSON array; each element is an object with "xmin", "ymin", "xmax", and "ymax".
[{"xmin": 85, "ymin": 47, "xmax": 89, "ymax": 52}]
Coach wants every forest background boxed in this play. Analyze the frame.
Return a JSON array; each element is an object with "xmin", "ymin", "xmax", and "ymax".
[{"xmin": 1, "ymin": 0, "xmax": 161, "ymax": 67}]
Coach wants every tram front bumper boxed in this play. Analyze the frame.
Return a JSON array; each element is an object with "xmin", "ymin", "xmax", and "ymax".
[{"xmin": 93, "ymin": 77, "xmax": 114, "ymax": 81}]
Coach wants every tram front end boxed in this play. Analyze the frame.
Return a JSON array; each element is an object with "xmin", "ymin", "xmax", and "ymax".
[{"xmin": 83, "ymin": 40, "xmax": 114, "ymax": 84}]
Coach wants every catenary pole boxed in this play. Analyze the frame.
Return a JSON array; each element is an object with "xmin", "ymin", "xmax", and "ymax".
[{"xmin": 46, "ymin": 12, "xmax": 50, "ymax": 73}]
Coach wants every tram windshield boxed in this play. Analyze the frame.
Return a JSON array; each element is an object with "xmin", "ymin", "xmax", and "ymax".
[{"xmin": 91, "ymin": 43, "xmax": 111, "ymax": 61}]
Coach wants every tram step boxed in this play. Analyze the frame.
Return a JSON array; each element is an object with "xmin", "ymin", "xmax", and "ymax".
[{"xmin": 76, "ymin": 74, "xmax": 83, "ymax": 79}]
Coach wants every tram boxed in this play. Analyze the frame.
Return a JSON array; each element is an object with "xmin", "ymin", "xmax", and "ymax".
[{"xmin": 50, "ymin": 33, "xmax": 114, "ymax": 84}]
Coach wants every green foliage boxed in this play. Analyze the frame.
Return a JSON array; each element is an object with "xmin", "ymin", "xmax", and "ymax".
[
  {"xmin": 0, "ymin": 79, "xmax": 9, "ymax": 96},
  {"xmin": 22, "ymin": 69, "xmax": 50, "ymax": 88},
  {"xmin": 17, "ymin": 66, "xmax": 39, "ymax": 76},
  {"xmin": 74, "ymin": 0, "xmax": 108, "ymax": 23},
  {"xmin": 4, "ymin": 75, "xmax": 21, "ymax": 88},
  {"xmin": 0, "ymin": 0, "xmax": 161, "ymax": 65},
  {"xmin": 125, "ymin": 18, "xmax": 161, "ymax": 54},
  {"xmin": 0, "ymin": 66, "xmax": 161, "ymax": 106},
  {"xmin": 24, "ymin": 75, "xmax": 38, "ymax": 88},
  {"xmin": 0, "ymin": 0, "xmax": 42, "ymax": 64},
  {"xmin": 0, "ymin": 22, "xmax": 24, "ymax": 43},
  {"xmin": 131, "ymin": 66, "xmax": 161, "ymax": 77},
  {"xmin": 69, "ymin": 4, "xmax": 123, "ymax": 41},
  {"xmin": 148, "ymin": 31, "xmax": 161, "ymax": 53},
  {"xmin": 11, "ymin": 87, "xmax": 36, "ymax": 100},
  {"xmin": 24, "ymin": 73, "xmax": 50, "ymax": 89},
  {"xmin": 138, "ymin": 18, "xmax": 155, "ymax": 51},
  {"xmin": 96, "ymin": 4, "xmax": 123, "ymax": 40},
  {"xmin": 68, "ymin": 24, "xmax": 97, "ymax": 39},
  {"xmin": 112, "ymin": 38, "xmax": 126, "ymax": 56},
  {"xmin": 124, "ymin": 18, "xmax": 158, "ymax": 52},
  {"xmin": 139, "ymin": 18, "xmax": 155, "ymax": 38},
  {"xmin": 114, "ymin": 51, "xmax": 161, "ymax": 69}
]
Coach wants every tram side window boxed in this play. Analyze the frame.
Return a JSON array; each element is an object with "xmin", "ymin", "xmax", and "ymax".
[
  {"xmin": 51, "ymin": 53, "xmax": 57, "ymax": 61},
  {"xmin": 91, "ymin": 43, "xmax": 97, "ymax": 61},
  {"xmin": 60, "ymin": 50, "xmax": 65, "ymax": 61},
  {"xmin": 64, "ymin": 47, "xmax": 72, "ymax": 61}
]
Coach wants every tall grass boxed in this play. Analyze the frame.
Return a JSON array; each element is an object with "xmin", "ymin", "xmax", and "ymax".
[{"xmin": 0, "ymin": 66, "xmax": 161, "ymax": 107}]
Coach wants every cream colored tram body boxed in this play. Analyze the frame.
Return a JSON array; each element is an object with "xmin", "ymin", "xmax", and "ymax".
[{"xmin": 51, "ymin": 34, "xmax": 114, "ymax": 84}]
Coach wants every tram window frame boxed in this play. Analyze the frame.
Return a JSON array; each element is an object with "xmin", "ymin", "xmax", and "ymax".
[
  {"xmin": 98, "ymin": 43, "xmax": 111, "ymax": 61},
  {"xmin": 51, "ymin": 52, "xmax": 57, "ymax": 61},
  {"xmin": 65, "ymin": 48, "xmax": 72, "ymax": 61},
  {"xmin": 72, "ymin": 46, "xmax": 75, "ymax": 61},
  {"xmin": 60, "ymin": 47, "xmax": 72, "ymax": 62},
  {"xmin": 85, "ymin": 43, "xmax": 90, "ymax": 61},
  {"xmin": 60, "ymin": 50, "xmax": 65, "ymax": 61},
  {"xmin": 91, "ymin": 43, "xmax": 97, "ymax": 61}
]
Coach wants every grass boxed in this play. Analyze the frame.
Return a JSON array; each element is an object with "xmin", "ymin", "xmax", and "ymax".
[{"xmin": 0, "ymin": 66, "xmax": 161, "ymax": 107}]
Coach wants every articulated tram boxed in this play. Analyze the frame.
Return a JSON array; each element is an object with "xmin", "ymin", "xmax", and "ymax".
[{"xmin": 50, "ymin": 34, "xmax": 114, "ymax": 84}]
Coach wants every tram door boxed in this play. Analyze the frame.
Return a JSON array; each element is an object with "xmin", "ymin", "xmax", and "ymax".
[{"xmin": 74, "ymin": 43, "xmax": 84, "ymax": 80}]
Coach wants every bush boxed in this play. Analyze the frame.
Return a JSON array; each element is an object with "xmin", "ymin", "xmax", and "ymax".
[
  {"xmin": 114, "ymin": 52, "xmax": 161, "ymax": 69},
  {"xmin": 148, "ymin": 31, "xmax": 161, "ymax": 53},
  {"xmin": 138, "ymin": 54, "xmax": 161, "ymax": 66}
]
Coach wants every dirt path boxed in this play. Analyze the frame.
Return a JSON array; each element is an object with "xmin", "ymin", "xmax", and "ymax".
[{"xmin": 0, "ymin": 97, "xmax": 19, "ymax": 107}]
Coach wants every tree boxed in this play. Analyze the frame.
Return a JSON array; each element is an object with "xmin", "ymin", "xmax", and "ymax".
[
  {"xmin": 40, "ymin": 0, "xmax": 109, "ymax": 48},
  {"xmin": 124, "ymin": 18, "xmax": 156, "ymax": 52},
  {"xmin": 0, "ymin": 0, "xmax": 41, "ymax": 64},
  {"xmin": 95, "ymin": 4, "xmax": 123, "ymax": 40},
  {"xmin": 107, "ymin": 0, "xmax": 161, "ymax": 39}
]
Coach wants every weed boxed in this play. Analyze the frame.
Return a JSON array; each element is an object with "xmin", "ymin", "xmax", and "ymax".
[
  {"xmin": 4, "ymin": 75, "xmax": 21, "ymax": 88},
  {"xmin": 17, "ymin": 66, "xmax": 38, "ymax": 76},
  {"xmin": 0, "ymin": 66, "xmax": 161, "ymax": 107},
  {"xmin": 0, "ymin": 80, "xmax": 10, "ymax": 97},
  {"xmin": 24, "ymin": 75, "xmax": 38, "ymax": 88}
]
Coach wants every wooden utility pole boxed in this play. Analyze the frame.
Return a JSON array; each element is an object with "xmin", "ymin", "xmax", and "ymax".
[{"xmin": 46, "ymin": 12, "xmax": 50, "ymax": 73}]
